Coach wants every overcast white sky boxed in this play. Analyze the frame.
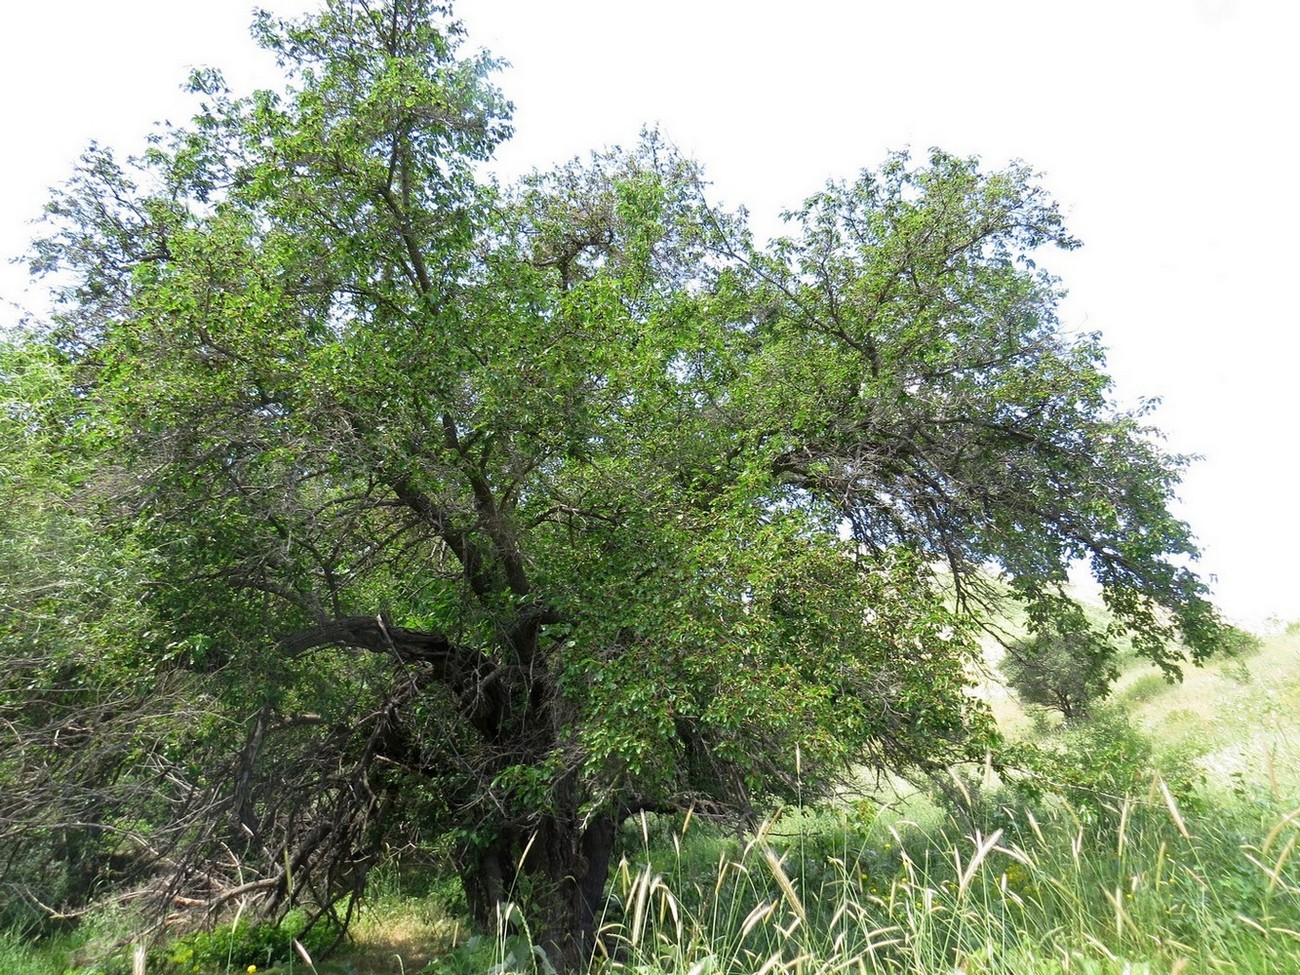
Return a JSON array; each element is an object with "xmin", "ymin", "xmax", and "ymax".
[{"xmin": 1, "ymin": 1, "xmax": 1296, "ymax": 627}]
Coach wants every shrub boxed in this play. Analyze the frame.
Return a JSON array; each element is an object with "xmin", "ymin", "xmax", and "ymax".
[
  {"xmin": 1218, "ymin": 624, "xmax": 1263, "ymax": 657},
  {"xmin": 158, "ymin": 909, "xmax": 340, "ymax": 973}
]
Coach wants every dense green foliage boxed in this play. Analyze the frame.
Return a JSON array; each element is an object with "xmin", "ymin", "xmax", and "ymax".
[
  {"xmin": 158, "ymin": 909, "xmax": 340, "ymax": 974},
  {"xmin": 0, "ymin": 343, "xmax": 189, "ymax": 932},
  {"xmin": 1, "ymin": 0, "xmax": 1228, "ymax": 967}
]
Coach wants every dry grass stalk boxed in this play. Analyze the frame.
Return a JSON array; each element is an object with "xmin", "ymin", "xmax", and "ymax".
[
  {"xmin": 762, "ymin": 847, "xmax": 808, "ymax": 926},
  {"xmin": 1117, "ymin": 797, "xmax": 1131, "ymax": 856},
  {"xmin": 1262, "ymin": 805, "xmax": 1300, "ymax": 856},
  {"xmin": 1157, "ymin": 777, "xmax": 1190, "ymax": 840},
  {"xmin": 957, "ymin": 829, "xmax": 1003, "ymax": 896}
]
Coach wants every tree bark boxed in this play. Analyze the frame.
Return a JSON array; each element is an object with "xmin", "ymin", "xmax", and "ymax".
[
  {"xmin": 523, "ymin": 811, "xmax": 617, "ymax": 973},
  {"xmin": 458, "ymin": 811, "xmax": 617, "ymax": 973},
  {"xmin": 459, "ymin": 828, "xmax": 517, "ymax": 930}
]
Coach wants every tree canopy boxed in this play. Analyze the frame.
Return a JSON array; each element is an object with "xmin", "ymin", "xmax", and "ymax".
[{"xmin": 1, "ymin": 0, "xmax": 1224, "ymax": 966}]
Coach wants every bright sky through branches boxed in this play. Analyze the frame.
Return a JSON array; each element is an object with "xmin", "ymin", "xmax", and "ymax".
[{"xmin": 1, "ymin": 0, "xmax": 1295, "ymax": 626}]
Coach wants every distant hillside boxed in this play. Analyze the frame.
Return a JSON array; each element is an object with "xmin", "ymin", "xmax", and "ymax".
[
  {"xmin": 981, "ymin": 606, "xmax": 1300, "ymax": 800},
  {"xmin": 1117, "ymin": 623, "xmax": 1300, "ymax": 799}
]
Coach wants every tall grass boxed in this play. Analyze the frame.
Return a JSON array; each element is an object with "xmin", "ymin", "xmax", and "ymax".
[
  {"xmin": 0, "ymin": 930, "xmax": 72, "ymax": 975},
  {"xmin": 15, "ymin": 783, "xmax": 1300, "ymax": 974},
  {"xmin": 15, "ymin": 625, "xmax": 1300, "ymax": 973},
  {"xmin": 576, "ymin": 781, "xmax": 1300, "ymax": 975}
]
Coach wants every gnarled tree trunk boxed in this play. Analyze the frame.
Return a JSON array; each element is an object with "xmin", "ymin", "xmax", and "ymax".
[{"xmin": 519, "ymin": 810, "xmax": 617, "ymax": 972}]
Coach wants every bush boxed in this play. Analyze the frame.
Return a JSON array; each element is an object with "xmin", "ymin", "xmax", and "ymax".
[
  {"xmin": 158, "ymin": 909, "xmax": 340, "ymax": 974},
  {"xmin": 1218, "ymin": 624, "xmax": 1263, "ymax": 657}
]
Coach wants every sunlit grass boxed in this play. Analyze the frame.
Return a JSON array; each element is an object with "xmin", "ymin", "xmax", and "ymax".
[
  {"xmin": 585, "ymin": 784, "xmax": 1300, "ymax": 975},
  {"xmin": 15, "ymin": 780, "xmax": 1300, "ymax": 974}
]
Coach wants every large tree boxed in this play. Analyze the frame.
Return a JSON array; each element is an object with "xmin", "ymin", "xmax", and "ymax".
[{"xmin": 6, "ymin": 0, "xmax": 1223, "ymax": 966}]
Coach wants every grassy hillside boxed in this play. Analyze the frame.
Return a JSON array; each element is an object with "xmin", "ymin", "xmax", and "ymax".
[
  {"xmin": 984, "ymin": 615, "xmax": 1300, "ymax": 799},
  {"xmin": 1119, "ymin": 623, "xmax": 1300, "ymax": 800}
]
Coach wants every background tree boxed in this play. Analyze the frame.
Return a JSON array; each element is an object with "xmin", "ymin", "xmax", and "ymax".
[
  {"xmin": 1003, "ymin": 630, "xmax": 1114, "ymax": 721},
  {"xmin": 5, "ymin": 0, "xmax": 1226, "ymax": 967}
]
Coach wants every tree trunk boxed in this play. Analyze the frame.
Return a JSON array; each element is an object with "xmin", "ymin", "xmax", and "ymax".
[
  {"xmin": 523, "ymin": 811, "xmax": 617, "ymax": 973},
  {"xmin": 458, "ymin": 829, "xmax": 517, "ymax": 930},
  {"xmin": 458, "ymin": 811, "xmax": 617, "ymax": 972}
]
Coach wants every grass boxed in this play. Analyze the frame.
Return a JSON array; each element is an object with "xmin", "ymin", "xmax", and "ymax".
[
  {"xmin": 331, "ymin": 870, "xmax": 463, "ymax": 974},
  {"xmin": 15, "ymin": 788, "xmax": 1300, "ymax": 975},
  {"xmin": 0, "ymin": 930, "xmax": 73, "ymax": 975},
  {"xmin": 577, "ymin": 784, "xmax": 1300, "ymax": 975},
  {"xmin": 987, "ymin": 618, "xmax": 1300, "ymax": 801},
  {"xmin": 1128, "ymin": 625, "xmax": 1300, "ymax": 799},
  {"xmin": 1, "ymin": 892, "xmax": 459, "ymax": 975},
  {"xmin": 9, "ymin": 626, "xmax": 1300, "ymax": 974}
]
